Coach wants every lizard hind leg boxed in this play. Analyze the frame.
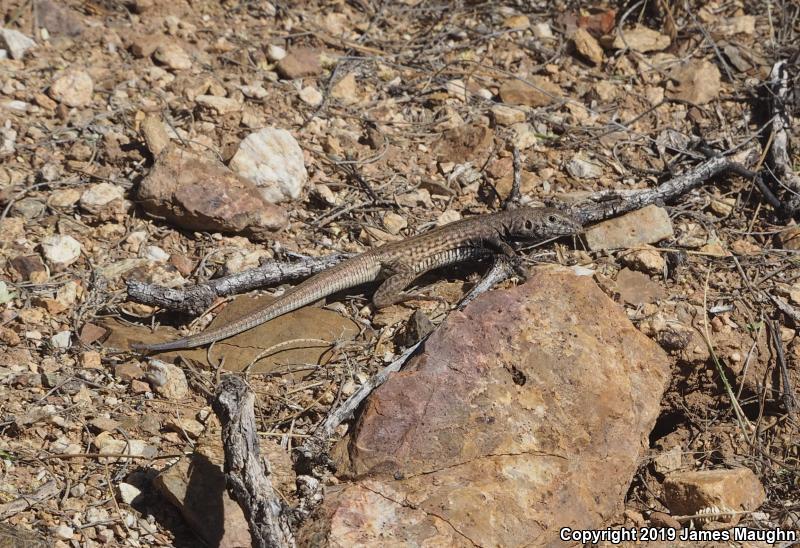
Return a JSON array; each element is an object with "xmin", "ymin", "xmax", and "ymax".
[{"xmin": 372, "ymin": 269, "xmax": 420, "ymax": 308}]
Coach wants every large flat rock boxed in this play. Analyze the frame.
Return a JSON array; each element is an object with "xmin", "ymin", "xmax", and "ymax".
[{"xmin": 301, "ymin": 267, "xmax": 671, "ymax": 547}]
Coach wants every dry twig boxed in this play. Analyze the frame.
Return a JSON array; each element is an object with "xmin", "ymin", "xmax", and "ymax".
[{"xmin": 212, "ymin": 376, "xmax": 295, "ymax": 548}]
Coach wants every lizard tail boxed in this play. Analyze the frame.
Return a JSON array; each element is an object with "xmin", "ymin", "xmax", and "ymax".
[{"xmin": 130, "ymin": 255, "xmax": 381, "ymax": 353}]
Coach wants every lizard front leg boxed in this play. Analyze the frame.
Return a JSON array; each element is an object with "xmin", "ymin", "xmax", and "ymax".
[
  {"xmin": 485, "ymin": 236, "xmax": 528, "ymax": 280},
  {"xmin": 484, "ymin": 235, "xmax": 517, "ymax": 258}
]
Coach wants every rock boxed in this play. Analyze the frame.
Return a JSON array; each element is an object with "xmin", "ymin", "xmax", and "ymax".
[
  {"xmin": 667, "ymin": 60, "xmax": 721, "ymax": 105},
  {"xmin": 723, "ymin": 44, "xmax": 752, "ymax": 73},
  {"xmin": 399, "ymin": 309, "xmax": 435, "ymax": 345},
  {"xmin": 382, "ymin": 212, "xmax": 407, "ymax": 235},
  {"xmin": 165, "ymin": 417, "xmax": 204, "ymax": 439},
  {"xmin": 51, "ymin": 524, "xmax": 74, "ymax": 540},
  {"xmin": 154, "ymin": 453, "xmax": 252, "ymax": 548},
  {"xmin": 195, "ymin": 94, "xmax": 241, "ymax": 114},
  {"xmin": 11, "ymin": 198, "xmax": 44, "ymax": 219},
  {"xmin": 298, "ymin": 85, "xmax": 323, "ymax": 106},
  {"xmin": 141, "ymin": 115, "xmax": 171, "ymax": 155},
  {"xmin": 239, "ymin": 84, "xmax": 267, "ymax": 99},
  {"xmin": 565, "ymin": 154, "xmax": 603, "ymax": 179},
  {"xmin": 79, "ymin": 323, "xmax": 108, "ymax": 345},
  {"xmin": 434, "ymin": 124, "xmax": 494, "ymax": 164},
  {"xmin": 585, "ymin": 205, "xmax": 674, "ymax": 250},
  {"xmin": 579, "ymin": 8, "xmax": 618, "ymax": 35},
  {"xmin": 789, "ymin": 285, "xmax": 800, "ymax": 306},
  {"xmin": 699, "ymin": 240, "xmax": 728, "ymax": 257},
  {"xmin": 41, "ymin": 234, "xmax": 81, "ymax": 267},
  {"xmin": 94, "ymin": 433, "xmax": 156, "ymax": 460},
  {"xmin": 146, "ymin": 361, "xmax": 188, "ymax": 400},
  {"xmin": 142, "ymin": 245, "xmax": 168, "ymax": 262},
  {"xmin": 716, "ymin": 15, "xmax": 755, "ymax": 35},
  {"xmin": 649, "ymin": 511, "xmax": 682, "ymax": 529},
  {"xmin": 710, "ymin": 195, "xmax": 735, "ymax": 217},
  {"xmin": 0, "ymin": 28, "xmax": 36, "ymax": 59},
  {"xmin": 616, "ymin": 268, "xmax": 665, "ymax": 305},
  {"xmin": 491, "ymin": 104, "xmax": 525, "ymax": 126},
  {"xmin": 10, "ymin": 254, "xmax": 47, "ymax": 282},
  {"xmin": 117, "ymin": 482, "xmax": 142, "ymax": 504},
  {"xmin": 653, "ymin": 445, "xmax": 683, "ymax": 475},
  {"xmin": 504, "ymin": 14, "xmax": 529, "ymax": 29},
  {"xmin": 511, "ymin": 122, "xmax": 539, "ymax": 149},
  {"xmin": 664, "ymin": 468, "xmax": 766, "ymax": 525},
  {"xmin": 153, "ymin": 42, "xmax": 192, "ymax": 70},
  {"xmin": 130, "ymin": 33, "xmax": 162, "ymax": 58},
  {"xmin": 531, "ymin": 22, "xmax": 553, "ymax": 39},
  {"xmin": 0, "ymin": 125, "xmax": 15, "ymax": 155},
  {"xmin": 34, "ymin": 0, "xmax": 84, "ymax": 37},
  {"xmin": 229, "ymin": 128, "xmax": 308, "ymax": 203},
  {"xmin": 276, "ymin": 48, "xmax": 321, "ymax": 79},
  {"xmin": 48, "ymin": 188, "xmax": 81, "ymax": 209},
  {"xmin": 141, "ymin": 296, "xmax": 361, "ymax": 373},
  {"xmin": 621, "ymin": 247, "xmax": 665, "ymax": 275},
  {"xmin": 88, "ymin": 416, "xmax": 120, "ymax": 434},
  {"xmin": 330, "ymin": 72, "xmax": 358, "ymax": 104},
  {"xmin": 779, "ymin": 226, "xmax": 800, "ymax": 250},
  {"xmin": 137, "ymin": 147, "xmax": 287, "ymax": 238},
  {"xmin": 612, "ymin": 25, "xmax": 670, "ymax": 52},
  {"xmin": 572, "ymin": 28, "xmax": 603, "ymax": 65},
  {"xmin": 309, "ymin": 268, "xmax": 670, "ymax": 546},
  {"xmin": 499, "ymin": 76, "xmax": 562, "ymax": 107},
  {"xmin": 49, "ymin": 69, "xmax": 94, "ymax": 107},
  {"xmin": 0, "ymin": 99, "xmax": 29, "ymax": 114},
  {"xmin": 266, "ymin": 44, "xmax": 286, "ymax": 61},
  {"xmin": 79, "ymin": 183, "xmax": 125, "ymax": 216},
  {"xmin": 114, "ymin": 362, "xmax": 144, "ymax": 381},
  {"xmin": 730, "ymin": 239, "xmax": 759, "ymax": 256},
  {"xmin": 51, "ymin": 331, "xmax": 71, "ymax": 350}
]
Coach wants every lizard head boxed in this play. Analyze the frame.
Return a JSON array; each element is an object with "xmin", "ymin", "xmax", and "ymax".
[{"xmin": 508, "ymin": 207, "xmax": 582, "ymax": 240}]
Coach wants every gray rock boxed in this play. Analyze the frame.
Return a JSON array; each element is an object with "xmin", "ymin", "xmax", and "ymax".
[
  {"xmin": 229, "ymin": 128, "xmax": 307, "ymax": 203},
  {"xmin": 49, "ymin": 69, "xmax": 94, "ymax": 107},
  {"xmin": 50, "ymin": 331, "xmax": 72, "ymax": 350},
  {"xmin": 41, "ymin": 234, "xmax": 82, "ymax": 267},
  {"xmin": 117, "ymin": 482, "xmax": 143, "ymax": 504},
  {"xmin": 565, "ymin": 155, "xmax": 603, "ymax": 179},
  {"xmin": 0, "ymin": 28, "xmax": 36, "ymax": 59},
  {"xmin": 585, "ymin": 205, "xmax": 674, "ymax": 250},
  {"xmin": 146, "ymin": 360, "xmax": 188, "ymax": 400}
]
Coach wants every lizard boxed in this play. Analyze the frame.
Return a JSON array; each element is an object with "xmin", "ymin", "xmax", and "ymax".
[{"xmin": 131, "ymin": 206, "xmax": 581, "ymax": 352}]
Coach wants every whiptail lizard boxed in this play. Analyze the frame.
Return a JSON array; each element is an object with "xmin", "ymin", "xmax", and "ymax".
[{"xmin": 131, "ymin": 207, "xmax": 581, "ymax": 352}]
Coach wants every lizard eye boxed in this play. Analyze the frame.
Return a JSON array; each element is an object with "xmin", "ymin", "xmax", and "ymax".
[
  {"xmin": 547, "ymin": 214, "xmax": 558, "ymax": 223},
  {"xmin": 524, "ymin": 219, "xmax": 534, "ymax": 230}
]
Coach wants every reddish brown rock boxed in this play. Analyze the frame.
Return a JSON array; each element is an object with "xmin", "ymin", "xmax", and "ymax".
[
  {"xmin": 9, "ymin": 255, "xmax": 47, "ymax": 282},
  {"xmin": 499, "ymin": 75, "xmax": 562, "ymax": 107},
  {"xmin": 666, "ymin": 60, "xmax": 721, "ymax": 106},
  {"xmin": 616, "ymin": 268, "xmax": 665, "ymax": 305},
  {"xmin": 136, "ymin": 147, "xmax": 287, "ymax": 239},
  {"xmin": 435, "ymin": 123, "xmax": 494, "ymax": 164},
  {"xmin": 664, "ymin": 468, "xmax": 766, "ymax": 525},
  {"xmin": 276, "ymin": 48, "xmax": 322, "ymax": 79},
  {"xmin": 303, "ymin": 267, "xmax": 671, "ymax": 546},
  {"xmin": 572, "ymin": 27, "xmax": 603, "ymax": 65}
]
